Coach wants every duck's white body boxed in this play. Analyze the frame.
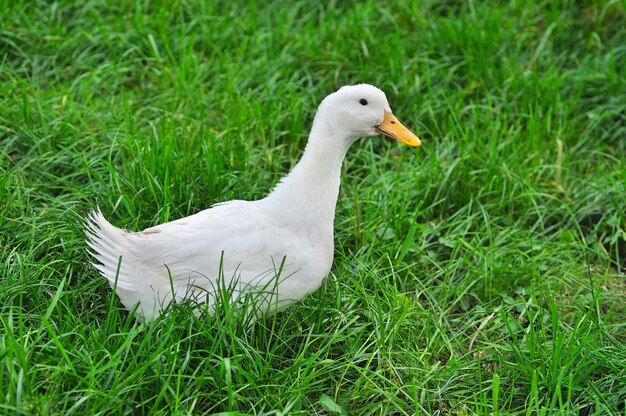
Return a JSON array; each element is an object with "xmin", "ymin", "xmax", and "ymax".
[{"xmin": 86, "ymin": 84, "xmax": 420, "ymax": 319}]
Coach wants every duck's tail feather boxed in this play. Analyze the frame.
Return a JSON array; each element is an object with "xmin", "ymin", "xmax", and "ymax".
[
  {"xmin": 84, "ymin": 209, "xmax": 138, "ymax": 292},
  {"xmin": 85, "ymin": 209, "xmax": 175, "ymax": 319}
]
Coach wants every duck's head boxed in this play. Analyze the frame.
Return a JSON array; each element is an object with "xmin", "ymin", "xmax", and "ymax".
[{"xmin": 314, "ymin": 84, "xmax": 421, "ymax": 147}]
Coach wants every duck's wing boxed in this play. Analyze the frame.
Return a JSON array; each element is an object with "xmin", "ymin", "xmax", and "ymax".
[{"xmin": 85, "ymin": 202, "xmax": 299, "ymax": 317}]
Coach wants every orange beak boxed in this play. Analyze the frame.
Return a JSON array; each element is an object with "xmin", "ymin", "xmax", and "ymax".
[{"xmin": 375, "ymin": 111, "xmax": 421, "ymax": 147}]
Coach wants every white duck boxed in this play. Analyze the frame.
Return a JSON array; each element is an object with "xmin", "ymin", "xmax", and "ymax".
[{"xmin": 86, "ymin": 84, "xmax": 420, "ymax": 319}]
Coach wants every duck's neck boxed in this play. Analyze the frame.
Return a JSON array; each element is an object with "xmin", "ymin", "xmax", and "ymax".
[{"xmin": 266, "ymin": 123, "xmax": 353, "ymax": 223}]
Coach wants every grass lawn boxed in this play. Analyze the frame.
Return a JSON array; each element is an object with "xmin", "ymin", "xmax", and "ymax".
[{"xmin": 2, "ymin": 0, "xmax": 625, "ymax": 414}]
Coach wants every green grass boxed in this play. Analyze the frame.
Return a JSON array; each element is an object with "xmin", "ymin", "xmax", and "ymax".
[{"xmin": 1, "ymin": 0, "xmax": 625, "ymax": 414}]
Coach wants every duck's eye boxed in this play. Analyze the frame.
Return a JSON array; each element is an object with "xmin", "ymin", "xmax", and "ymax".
[{"xmin": 359, "ymin": 99, "xmax": 368, "ymax": 106}]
